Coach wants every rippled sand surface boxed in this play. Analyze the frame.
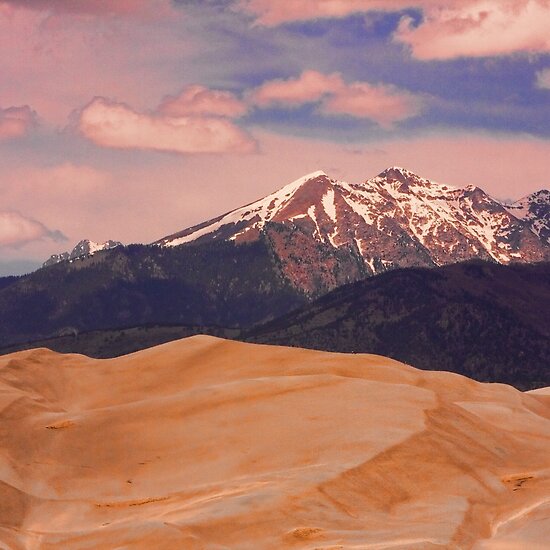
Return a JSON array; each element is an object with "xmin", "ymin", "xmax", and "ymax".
[{"xmin": 0, "ymin": 336, "xmax": 548, "ymax": 549}]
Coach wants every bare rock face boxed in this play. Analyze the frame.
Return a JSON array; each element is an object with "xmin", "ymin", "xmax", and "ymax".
[
  {"xmin": 1, "ymin": 336, "xmax": 549, "ymax": 549},
  {"xmin": 157, "ymin": 167, "xmax": 549, "ymax": 294}
]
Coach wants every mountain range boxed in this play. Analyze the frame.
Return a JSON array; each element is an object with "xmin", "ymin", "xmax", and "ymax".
[
  {"xmin": 156, "ymin": 166, "xmax": 549, "ymax": 293},
  {"xmin": 38, "ymin": 166, "xmax": 549, "ymax": 296},
  {"xmin": 0, "ymin": 239, "xmax": 305, "ymax": 346},
  {"xmin": 0, "ymin": 166, "xmax": 548, "ymax": 389},
  {"xmin": 4, "ymin": 260, "xmax": 548, "ymax": 389}
]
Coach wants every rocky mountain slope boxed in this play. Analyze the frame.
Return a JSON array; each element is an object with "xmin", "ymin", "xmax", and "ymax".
[
  {"xmin": 0, "ymin": 240, "xmax": 306, "ymax": 347},
  {"xmin": 1, "ymin": 336, "xmax": 549, "ymax": 549},
  {"xmin": 157, "ymin": 167, "xmax": 549, "ymax": 293},
  {"xmin": 247, "ymin": 261, "xmax": 550, "ymax": 389},
  {"xmin": 3, "ymin": 260, "xmax": 548, "ymax": 390},
  {"xmin": 505, "ymin": 189, "xmax": 550, "ymax": 245}
]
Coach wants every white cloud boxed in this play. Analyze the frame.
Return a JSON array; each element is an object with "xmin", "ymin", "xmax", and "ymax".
[
  {"xmin": 249, "ymin": 70, "xmax": 342, "ymax": 107},
  {"xmin": 158, "ymin": 85, "xmax": 248, "ymax": 118},
  {"xmin": 0, "ymin": 211, "xmax": 66, "ymax": 247},
  {"xmin": 238, "ymin": 0, "xmax": 550, "ymax": 59},
  {"xmin": 250, "ymin": 70, "xmax": 422, "ymax": 126},
  {"xmin": 396, "ymin": 1, "xmax": 550, "ymax": 59},
  {"xmin": 78, "ymin": 97, "xmax": 257, "ymax": 154}
]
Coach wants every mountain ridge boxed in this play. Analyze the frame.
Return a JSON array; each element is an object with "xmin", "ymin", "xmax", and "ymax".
[
  {"xmin": 2, "ymin": 166, "xmax": 548, "ymax": 360},
  {"xmin": 504, "ymin": 188, "xmax": 550, "ymax": 245},
  {"xmin": 2, "ymin": 260, "xmax": 548, "ymax": 390},
  {"xmin": 155, "ymin": 167, "xmax": 549, "ymax": 293},
  {"xmin": 42, "ymin": 167, "xmax": 549, "ymax": 286},
  {"xmin": 246, "ymin": 260, "xmax": 550, "ymax": 389},
  {"xmin": 43, "ymin": 239, "xmax": 122, "ymax": 267},
  {"xmin": 0, "ymin": 239, "xmax": 307, "ymax": 347}
]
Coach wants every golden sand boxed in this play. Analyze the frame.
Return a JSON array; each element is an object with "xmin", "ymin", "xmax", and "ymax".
[{"xmin": 0, "ymin": 336, "xmax": 548, "ymax": 549}]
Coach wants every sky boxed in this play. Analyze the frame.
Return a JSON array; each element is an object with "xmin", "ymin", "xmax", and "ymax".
[{"xmin": 0, "ymin": 0, "xmax": 549, "ymax": 275}]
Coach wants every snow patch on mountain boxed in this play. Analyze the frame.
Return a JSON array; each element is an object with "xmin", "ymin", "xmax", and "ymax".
[
  {"xmin": 322, "ymin": 188, "xmax": 337, "ymax": 223},
  {"xmin": 43, "ymin": 239, "xmax": 122, "ymax": 268},
  {"xmin": 159, "ymin": 171, "xmax": 329, "ymax": 247},
  {"xmin": 504, "ymin": 189, "xmax": 550, "ymax": 244},
  {"xmin": 156, "ymin": 168, "xmax": 549, "ymax": 273}
]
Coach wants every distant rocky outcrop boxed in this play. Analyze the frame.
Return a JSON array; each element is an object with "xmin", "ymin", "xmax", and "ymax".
[{"xmin": 43, "ymin": 239, "xmax": 122, "ymax": 267}]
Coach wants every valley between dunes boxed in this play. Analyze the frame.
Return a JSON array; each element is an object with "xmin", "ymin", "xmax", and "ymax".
[{"xmin": 0, "ymin": 336, "xmax": 549, "ymax": 549}]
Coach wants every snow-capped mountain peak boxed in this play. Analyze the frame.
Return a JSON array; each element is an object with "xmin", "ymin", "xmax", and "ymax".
[
  {"xmin": 43, "ymin": 239, "xmax": 122, "ymax": 268},
  {"xmin": 504, "ymin": 189, "xmax": 550, "ymax": 244},
  {"xmin": 156, "ymin": 167, "xmax": 548, "ymax": 292},
  {"xmin": 157, "ymin": 170, "xmax": 333, "ymax": 247},
  {"xmin": 71, "ymin": 239, "xmax": 115, "ymax": 257},
  {"xmin": 294, "ymin": 169, "xmax": 327, "ymax": 181},
  {"xmin": 376, "ymin": 166, "xmax": 422, "ymax": 181}
]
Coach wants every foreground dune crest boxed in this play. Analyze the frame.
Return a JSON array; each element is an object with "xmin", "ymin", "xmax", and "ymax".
[{"xmin": 0, "ymin": 336, "xmax": 549, "ymax": 549}]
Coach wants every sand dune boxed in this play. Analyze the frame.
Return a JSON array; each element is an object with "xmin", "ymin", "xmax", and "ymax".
[{"xmin": 0, "ymin": 336, "xmax": 549, "ymax": 549}]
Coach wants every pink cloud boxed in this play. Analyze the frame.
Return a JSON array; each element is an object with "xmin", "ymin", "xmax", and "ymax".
[
  {"xmin": 236, "ymin": 0, "xmax": 421, "ymax": 26},
  {"xmin": 249, "ymin": 70, "xmax": 343, "ymax": 107},
  {"xmin": 77, "ymin": 97, "xmax": 257, "ymax": 154},
  {"xmin": 321, "ymin": 82, "xmax": 422, "ymax": 127},
  {"xmin": 250, "ymin": 70, "xmax": 421, "ymax": 126},
  {"xmin": 0, "ymin": 210, "xmax": 66, "ymax": 247},
  {"xmin": 0, "ymin": 163, "xmax": 120, "ymax": 254},
  {"xmin": 158, "ymin": 86, "xmax": 248, "ymax": 118},
  {"xmin": 396, "ymin": 1, "xmax": 550, "ymax": 59},
  {"xmin": 0, "ymin": 105, "xmax": 37, "ymax": 140},
  {"xmin": 238, "ymin": 0, "xmax": 550, "ymax": 58}
]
